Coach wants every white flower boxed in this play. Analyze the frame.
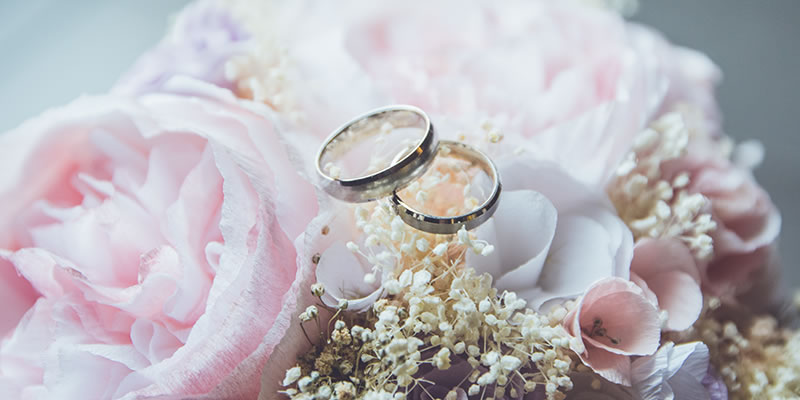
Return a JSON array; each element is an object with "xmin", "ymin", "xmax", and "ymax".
[
  {"xmin": 283, "ymin": 366, "xmax": 302, "ymax": 386},
  {"xmin": 397, "ymin": 269, "xmax": 413, "ymax": 287},
  {"xmin": 467, "ymin": 158, "xmax": 632, "ymax": 310},
  {"xmin": 631, "ymin": 341, "xmax": 711, "ymax": 400},
  {"xmin": 432, "ymin": 242, "xmax": 448, "ymax": 256},
  {"xmin": 433, "ymin": 347, "xmax": 451, "ymax": 369},
  {"xmin": 412, "ymin": 270, "xmax": 432, "ymax": 288}
]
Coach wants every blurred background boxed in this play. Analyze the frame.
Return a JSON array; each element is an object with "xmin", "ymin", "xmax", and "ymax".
[{"xmin": 0, "ymin": 0, "xmax": 797, "ymax": 284}]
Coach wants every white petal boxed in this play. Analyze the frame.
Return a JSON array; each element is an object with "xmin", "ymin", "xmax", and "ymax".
[
  {"xmin": 469, "ymin": 190, "xmax": 557, "ymax": 293},
  {"xmin": 534, "ymin": 215, "xmax": 613, "ymax": 300},
  {"xmin": 666, "ymin": 342, "xmax": 709, "ymax": 380},
  {"xmin": 631, "ymin": 342, "xmax": 672, "ymax": 400},
  {"xmin": 316, "ymin": 241, "xmax": 380, "ymax": 311}
]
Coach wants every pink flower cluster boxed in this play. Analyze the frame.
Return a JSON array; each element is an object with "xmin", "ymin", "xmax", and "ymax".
[{"xmin": 0, "ymin": 0, "xmax": 780, "ymax": 399}]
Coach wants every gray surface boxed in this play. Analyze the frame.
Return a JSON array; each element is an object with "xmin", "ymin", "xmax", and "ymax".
[
  {"xmin": 0, "ymin": 1, "xmax": 797, "ymax": 285},
  {"xmin": 0, "ymin": 0, "xmax": 190, "ymax": 133},
  {"xmin": 634, "ymin": 0, "xmax": 800, "ymax": 286}
]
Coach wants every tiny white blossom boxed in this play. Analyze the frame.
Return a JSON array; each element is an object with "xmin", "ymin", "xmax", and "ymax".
[
  {"xmin": 434, "ymin": 347, "xmax": 452, "ymax": 369},
  {"xmin": 310, "ymin": 283, "xmax": 325, "ymax": 297},
  {"xmin": 383, "ymin": 279, "xmax": 402, "ymax": 294},
  {"xmin": 457, "ymin": 227, "xmax": 471, "ymax": 245},
  {"xmin": 398, "ymin": 269, "xmax": 413, "ymax": 287},
  {"xmin": 412, "ymin": 270, "xmax": 432, "ymax": 288},
  {"xmin": 283, "ymin": 366, "xmax": 301, "ymax": 386},
  {"xmin": 432, "ymin": 243, "xmax": 448, "ymax": 256},
  {"xmin": 478, "ymin": 297, "xmax": 492, "ymax": 313},
  {"xmin": 305, "ymin": 305, "xmax": 318, "ymax": 319},
  {"xmin": 391, "ymin": 216, "xmax": 405, "ymax": 232}
]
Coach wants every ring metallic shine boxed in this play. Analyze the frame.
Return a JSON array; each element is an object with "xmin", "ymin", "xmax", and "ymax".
[
  {"xmin": 391, "ymin": 140, "xmax": 502, "ymax": 234},
  {"xmin": 315, "ymin": 105, "xmax": 438, "ymax": 203}
]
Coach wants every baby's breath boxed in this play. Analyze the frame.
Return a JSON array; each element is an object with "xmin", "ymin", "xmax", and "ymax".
[
  {"xmin": 668, "ymin": 299, "xmax": 800, "ymax": 400},
  {"xmin": 282, "ymin": 157, "xmax": 576, "ymax": 399},
  {"xmin": 608, "ymin": 109, "xmax": 716, "ymax": 260}
]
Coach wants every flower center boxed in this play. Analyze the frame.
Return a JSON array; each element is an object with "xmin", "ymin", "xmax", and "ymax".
[{"xmin": 583, "ymin": 318, "xmax": 621, "ymax": 345}]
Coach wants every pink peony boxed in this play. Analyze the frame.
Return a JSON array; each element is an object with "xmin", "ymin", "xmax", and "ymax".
[
  {"xmin": 0, "ymin": 79, "xmax": 317, "ymax": 399},
  {"xmin": 262, "ymin": 0, "xmax": 683, "ymax": 188},
  {"xmin": 564, "ymin": 277, "xmax": 661, "ymax": 385}
]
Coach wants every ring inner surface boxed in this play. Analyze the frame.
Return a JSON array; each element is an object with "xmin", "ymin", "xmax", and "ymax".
[
  {"xmin": 319, "ymin": 109, "xmax": 427, "ymax": 181},
  {"xmin": 395, "ymin": 142, "xmax": 495, "ymax": 219}
]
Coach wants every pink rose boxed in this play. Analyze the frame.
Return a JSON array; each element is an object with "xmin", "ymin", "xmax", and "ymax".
[
  {"xmin": 0, "ymin": 79, "xmax": 316, "ymax": 399},
  {"xmin": 564, "ymin": 277, "xmax": 661, "ymax": 385}
]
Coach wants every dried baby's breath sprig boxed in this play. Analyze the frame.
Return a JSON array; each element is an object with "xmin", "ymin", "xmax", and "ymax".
[
  {"xmin": 282, "ymin": 267, "xmax": 577, "ymax": 399},
  {"xmin": 221, "ymin": 0, "xmax": 304, "ymax": 121},
  {"xmin": 282, "ymin": 157, "xmax": 577, "ymax": 399},
  {"xmin": 608, "ymin": 110, "xmax": 716, "ymax": 260},
  {"xmin": 668, "ymin": 299, "xmax": 800, "ymax": 400}
]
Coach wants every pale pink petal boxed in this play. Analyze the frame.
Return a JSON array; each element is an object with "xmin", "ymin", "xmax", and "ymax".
[
  {"xmin": 0, "ymin": 300, "xmax": 53, "ymax": 393},
  {"xmin": 578, "ymin": 280, "xmax": 660, "ymax": 356},
  {"xmin": 0, "ymin": 257, "xmax": 38, "ymax": 336},
  {"xmin": 582, "ymin": 349, "xmax": 634, "ymax": 386},
  {"xmin": 631, "ymin": 239, "xmax": 703, "ymax": 330},
  {"xmin": 130, "ymin": 319, "xmax": 184, "ymax": 365},
  {"xmin": 630, "ymin": 273, "xmax": 659, "ymax": 306},
  {"xmin": 258, "ymin": 206, "xmax": 340, "ymax": 400},
  {"xmin": 565, "ymin": 278, "xmax": 661, "ymax": 385},
  {"xmin": 46, "ymin": 345, "xmax": 138, "ymax": 400},
  {"xmin": 649, "ymin": 271, "xmax": 702, "ymax": 331},
  {"xmin": 632, "ymin": 238, "xmax": 699, "ymax": 282}
]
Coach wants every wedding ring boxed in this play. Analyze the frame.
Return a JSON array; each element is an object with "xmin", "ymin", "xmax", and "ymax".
[
  {"xmin": 316, "ymin": 105, "xmax": 438, "ymax": 203},
  {"xmin": 391, "ymin": 140, "xmax": 501, "ymax": 234}
]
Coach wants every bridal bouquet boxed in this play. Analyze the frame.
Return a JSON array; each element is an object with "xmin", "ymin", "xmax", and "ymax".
[{"xmin": 1, "ymin": 1, "xmax": 796, "ymax": 399}]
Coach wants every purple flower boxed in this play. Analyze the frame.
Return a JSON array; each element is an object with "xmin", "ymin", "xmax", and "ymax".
[
  {"xmin": 702, "ymin": 366, "xmax": 729, "ymax": 400},
  {"xmin": 113, "ymin": 0, "xmax": 250, "ymax": 94}
]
